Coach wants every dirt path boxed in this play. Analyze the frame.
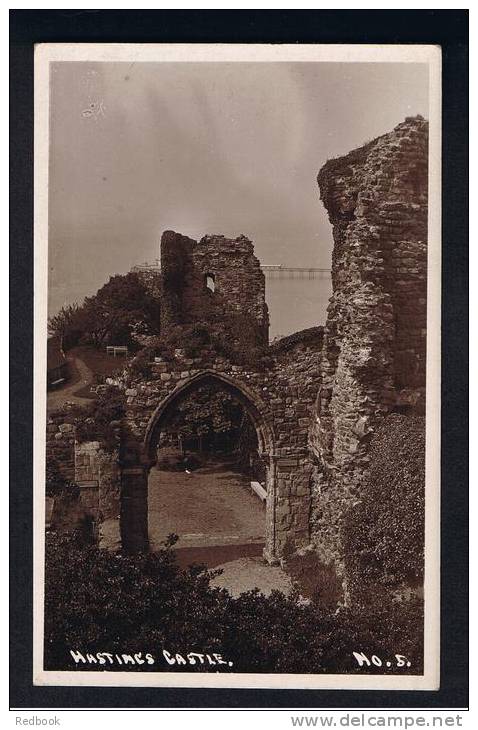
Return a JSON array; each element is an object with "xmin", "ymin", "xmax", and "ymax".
[
  {"xmin": 148, "ymin": 461, "xmax": 265, "ymax": 551},
  {"xmin": 148, "ymin": 460, "xmax": 291, "ymax": 596},
  {"xmin": 47, "ymin": 356, "xmax": 95, "ymax": 411}
]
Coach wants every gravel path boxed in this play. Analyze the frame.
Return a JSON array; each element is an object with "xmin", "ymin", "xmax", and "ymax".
[
  {"xmin": 210, "ymin": 557, "xmax": 293, "ymax": 597},
  {"xmin": 47, "ymin": 356, "xmax": 95, "ymax": 411}
]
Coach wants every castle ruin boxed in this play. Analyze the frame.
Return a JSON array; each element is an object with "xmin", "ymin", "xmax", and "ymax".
[{"xmin": 47, "ymin": 116, "xmax": 428, "ymax": 602}]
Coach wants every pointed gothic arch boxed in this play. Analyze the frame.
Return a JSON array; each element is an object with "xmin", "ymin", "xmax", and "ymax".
[
  {"xmin": 144, "ymin": 369, "xmax": 275, "ymax": 459},
  {"xmin": 141, "ymin": 369, "xmax": 278, "ymax": 561}
]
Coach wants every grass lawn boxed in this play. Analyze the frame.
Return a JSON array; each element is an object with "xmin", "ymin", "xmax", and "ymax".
[
  {"xmin": 70, "ymin": 344, "xmax": 132, "ymax": 378},
  {"xmin": 47, "ymin": 344, "xmax": 133, "ymax": 410},
  {"xmin": 68, "ymin": 345, "xmax": 132, "ymax": 397},
  {"xmin": 73, "ymin": 383, "xmax": 99, "ymax": 399}
]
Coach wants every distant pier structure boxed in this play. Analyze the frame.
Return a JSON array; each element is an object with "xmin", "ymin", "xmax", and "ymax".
[
  {"xmin": 132, "ymin": 260, "xmax": 331, "ymax": 279},
  {"xmin": 131, "ymin": 259, "xmax": 161, "ymax": 273},
  {"xmin": 260, "ymin": 265, "xmax": 331, "ymax": 280},
  {"xmin": 130, "ymin": 259, "xmax": 332, "ymax": 338}
]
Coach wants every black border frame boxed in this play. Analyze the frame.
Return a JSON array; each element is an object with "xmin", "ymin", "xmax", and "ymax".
[{"xmin": 10, "ymin": 9, "xmax": 468, "ymax": 710}]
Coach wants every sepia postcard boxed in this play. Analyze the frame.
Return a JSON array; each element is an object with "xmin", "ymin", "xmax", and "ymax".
[{"xmin": 33, "ymin": 43, "xmax": 441, "ymax": 691}]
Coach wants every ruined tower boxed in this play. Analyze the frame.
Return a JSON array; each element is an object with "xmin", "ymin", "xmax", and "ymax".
[
  {"xmin": 160, "ymin": 230, "xmax": 269, "ymax": 344},
  {"xmin": 309, "ymin": 115, "xmax": 428, "ymax": 571}
]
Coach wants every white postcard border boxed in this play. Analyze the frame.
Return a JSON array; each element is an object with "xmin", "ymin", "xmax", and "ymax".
[{"xmin": 33, "ymin": 42, "xmax": 442, "ymax": 691}]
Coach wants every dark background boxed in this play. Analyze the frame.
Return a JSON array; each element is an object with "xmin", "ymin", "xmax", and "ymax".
[{"xmin": 10, "ymin": 9, "xmax": 468, "ymax": 710}]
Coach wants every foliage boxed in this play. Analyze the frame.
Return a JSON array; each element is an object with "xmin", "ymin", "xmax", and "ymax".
[
  {"xmin": 44, "ymin": 532, "xmax": 424, "ymax": 674},
  {"xmin": 45, "ymin": 460, "xmax": 79, "ymax": 499},
  {"xmin": 208, "ymin": 312, "xmax": 268, "ymax": 367},
  {"xmin": 44, "ymin": 532, "xmax": 228, "ymax": 671},
  {"xmin": 342, "ymin": 414, "xmax": 425, "ymax": 603},
  {"xmin": 48, "ymin": 273, "xmax": 160, "ymax": 351},
  {"xmin": 129, "ymin": 311, "xmax": 270, "ymax": 382},
  {"xmin": 75, "ymin": 385, "xmax": 126, "ymax": 451},
  {"xmin": 48, "ymin": 303, "xmax": 90, "ymax": 350},
  {"xmin": 127, "ymin": 323, "xmax": 207, "ymax": 375},
  {"xmin": 148, "ymin": 323, "xmax": 212, "ymax": 361},
  {"xmin": 128, "ymin": 325, "xmax": 202, "ymax": 376},
  {"xmin": 82, "ymin": 273, "xmax": 160, "ymax": 347},
  {"xmin": 163, "ymin": 384, "xmax": 245, "ymax": 446}
]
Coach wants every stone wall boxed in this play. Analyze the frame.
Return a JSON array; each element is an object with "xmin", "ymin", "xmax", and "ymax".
[
  {"xmin": 45, "ymin": 411, "xmax": 121, "ymax": 544},
  {"xmin": 309, "ymin": 116, "xmax": 428, "ymax": 577},
  {"xmin": 160, "ymin": 230, "xmax": 269, "ymax": 343},
  {"xmin": 75, "ymin": 441, "xmax": 121, "ymax": 522},
  {"xmin": 42, "ymin": 324, "xmax": 322, "ymax": 556},
  {"xmin": 46, "ymin": 413, "xmax": 76, "ymax": 482},
  {"xmin": 122, "ymin": 327, "xmax": 323, "ymax": 558}
]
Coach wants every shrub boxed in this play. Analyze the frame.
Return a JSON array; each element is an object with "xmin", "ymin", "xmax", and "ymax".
[
  {"xmin": 48, "ymin": 273, "xmax": 161, "ymax": 350},
  {"xmin": 129, "ymin": 346, "xmax": 158, "ymax": 377},
  {"xmin": 45, "ymin": 460, "xmax": 79, "ymax": 499},
  {"xmin": 75, "ymin": 385, "xmax": 125, "ymax": 451},
  {"xmin": 343, "ymin": 414, "xmax": 425, "ymax": 603},
  {"xmin": 44, "ymin": 533, "xmax": 424, "ymax": 674},
  {"xmin": 44, "ymin": 532, "xmax": 229, "ymax": 671}
]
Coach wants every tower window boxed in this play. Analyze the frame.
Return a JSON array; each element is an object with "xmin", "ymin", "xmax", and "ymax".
[{"xmin": 205, "ymin": 273, "xmax": 215, "ymax": 292}]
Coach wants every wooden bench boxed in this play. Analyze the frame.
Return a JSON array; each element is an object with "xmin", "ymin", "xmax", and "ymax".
[
  {"xmin": 250, "ymin": 481, "xmax": 267, "ymax": 503},
  {"xmin": 106, "ymin": 345, "xmax": 128, "ymax": 357}
]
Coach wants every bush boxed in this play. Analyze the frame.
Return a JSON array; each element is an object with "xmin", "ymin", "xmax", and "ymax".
[
  {"xmin": 343, "ymin": 414, "xmax": 425, "ymax": 603},
  {"xmin": 44, "ymin": 532, "xmax": 229, "ymax": 671},
  {"xmin": 44, "ymin": 533, "xmax": 424, "ymax": 674},
  {"xmin": 48, "ymin": 273, "xmax": 161, "ymax": 350},
  {"xmin": 209, "ymin": 313, "xmax": 267, "ymax": 368},
  {"xmin": 45, "ymin": 460, "xmax": 79, "ymax": 499},
  {"xmin": 75, "ymin": 385, "xmax": 125, "ymax": 451},
  {"xmin": 128, "ymin": 309, "xmax": 271, "ymax": 380}
]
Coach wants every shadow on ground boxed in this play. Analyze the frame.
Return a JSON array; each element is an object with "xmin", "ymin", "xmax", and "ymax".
[{"xmin": 172, "ymin": 541, "xmax": 265, "ymax": 570}]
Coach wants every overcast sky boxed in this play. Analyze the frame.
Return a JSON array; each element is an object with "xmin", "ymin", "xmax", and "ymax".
[{"xmin": 48, "ymin": 61, "xmax": 429, "ymax": 336}]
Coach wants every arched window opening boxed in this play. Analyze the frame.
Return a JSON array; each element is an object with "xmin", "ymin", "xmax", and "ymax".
[{"xmin": 205, "ymin": 273, "xmax": 215, "ymax": 292}]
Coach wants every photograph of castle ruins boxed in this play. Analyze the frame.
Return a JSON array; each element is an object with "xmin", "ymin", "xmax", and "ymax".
[{"xmin": 37, "ymin": 48, "xmax": 439, "ymax": 687}]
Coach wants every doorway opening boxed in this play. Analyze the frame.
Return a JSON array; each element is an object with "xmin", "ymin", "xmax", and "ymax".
[{"xmin": 146, "ymin": 375, "xmax": 271, "ymax": 569}]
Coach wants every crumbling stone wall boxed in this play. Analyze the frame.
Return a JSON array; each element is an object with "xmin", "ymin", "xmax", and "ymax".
[
  {"xmin": 45, "ymin": 115, "xmax": 427, "ymax": 593},
  {"xmin": 118, "ymin": 229, "xmax": 322, "ymax": 557},
  {"xmin": 75, "ymin": 441, "xmax": 121, "ymax": 521},
  {"xmin": 45, "ymin": 412, "xmax": 121, "ymax": 544},
  {"xmin": 122, "ymin": 326, "xmax": 323, "ymax": 558},
  {"xmin": 160, "ymin": 230, "xmax": 269, "ymax": 343},
  {"xmin": 309, "ymin": 116, "xmax": 428, "ymax": 578},
  {"xmin": 46, "ymin": 413, "xmax": 76, "ymax": 482}
]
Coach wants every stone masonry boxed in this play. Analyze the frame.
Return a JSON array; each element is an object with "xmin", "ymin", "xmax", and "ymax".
[
  {"xmin": 122, "ymin": 327, "xmax": 323, "ymax": 560},
  {"xmin": 45, "ymin": 116, "xmax": 428, "ymax": 603},
  {"xmin": 161, "ymin": 230, "xmax": 269, "ymax": 343},
  {"xmin": 309, "ymin": 116, "xmax": 428, "ymax": 575}
]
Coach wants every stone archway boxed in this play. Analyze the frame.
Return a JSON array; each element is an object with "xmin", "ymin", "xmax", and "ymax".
[
  {"xmin": 121, "ymin": 370, "xmax": 279, "ymax": 561},
  {"xmin": 144, "ymin": 370, "xmax": 275, "ymax": 459}
]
